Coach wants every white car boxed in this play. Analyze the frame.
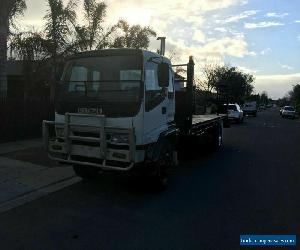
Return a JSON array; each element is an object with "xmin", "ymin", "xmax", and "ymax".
[
  {"xmin": 224, "ymin": 103, "xmax": 244, "ymax": 123},
  {"xmin": 281, "ymin": 106, "xmax": 296, "ymax": 119}
]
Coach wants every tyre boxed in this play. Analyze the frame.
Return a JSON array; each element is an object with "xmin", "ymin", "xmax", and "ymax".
[
  {"xmin": 212, "ymin": 123, "xmax": 223, "ymax": 151},
  {"xmin": 153, "ymin": 140, "xmax": 173, "ymax": 190},
  {"xmin": 73, "ymin": 165, "xmax": 100, "ymax": 180},
  {"xmin": 237, "ymin": 117, "xmax": 243, "ymax": 124}
]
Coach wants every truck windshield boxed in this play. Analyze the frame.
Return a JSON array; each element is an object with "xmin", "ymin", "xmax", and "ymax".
[{"xmin": 59, "ymin": 55, "xmax": 142, "ymax": 103}]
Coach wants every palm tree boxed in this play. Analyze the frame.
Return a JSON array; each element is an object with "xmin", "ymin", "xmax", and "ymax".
[
  {"xmin": 0, "ymin": 0, "xmax": 26, "ymax": 99},
  {"xmin": 74, "ymin": 0, "xmax": 107, "ymax": 51},
  {"xmin": 10, "ymin": 31, "xmax": 47, "ymax": 61},
  {"xmin": 111, "ymin": 20, "xmax": 156, "ymax": 49},
  {"xmin": 43, "ymin": 0, "xmax": 77, "ymax": 100}
]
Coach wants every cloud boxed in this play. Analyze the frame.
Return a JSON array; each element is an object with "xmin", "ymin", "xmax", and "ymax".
[
  {"xmin": 279, "ymin": 63, "xmax": 294, "ymax": 70},
  {"xmin": 201, "ymin": 37, "xmax": 243, "ymax": 57},
  {"xmin": 255, "ymin": 73, "xmax": 300, "ymax": 99},
  {"xmin": 185, "ymin": 16, "xmax": 205, "ymax": 28},
  {"xmin": 193, "ymin": 30, "xmax": 206, "ymax": 43},
  {"xmin": 197, "ymin": 35, "xmax": 256, "ymax": 58},
  {"xmin": 163, "ymin": 34, "xmax": 254, "ymax": 65},
  {"xmin": 214, "ymin": 27, "xmax": 228, "ymax": 32},
  {"xmin": 298, "ymin": 35, "xmax": 300, "ymax": 42},
  {"xmin": 244, "ymin": 21, "xmax": 284, "ymax": 29},
  {"xmin": 106, "ymin": 0, "xmax": 248, "ymax": 24},
  {"xmin": 265, "ymin": 12, "xmax": 289, "ymax": 18},
  {"xmin": 256, "ymin": 73, "xmax": 300, "ymax": 80},
  {"xmin": 213, "ymin": 27, "xmax": 243, "ymax": 37},
  {"xmin": 295, "ymin": 20, "xmax": 300, "ymax": 23},
  {"xmin": 216, "ymin": 10, "xmax": 258, "ymax": 24},
  {"xmin": 238, "ymin": 66, "xmax": 260, "ymax": 74},
  {"xmin": 260, "ymin": 48, "xmax": 272, "ymax": 55}
]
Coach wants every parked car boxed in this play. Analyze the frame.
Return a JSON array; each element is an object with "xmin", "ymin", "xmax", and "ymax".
[
  {"xmin": 259, "ymin": 104, "xmax": 266, "ymax": 110},
  {"xmin": 281, "ymin": 106, "xmax": 296, "ymax": 119},
  {"xmin": 224, "ymin": 103, "xmax": 244, "ymax": 123},
  {"xmin": 243, "ymin": 102, "xmax": 257, "ymax": 117}
]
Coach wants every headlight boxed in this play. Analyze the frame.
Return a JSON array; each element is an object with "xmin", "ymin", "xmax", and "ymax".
[{"xmin": 109, "ymin": 134, "xmax": 129, "ymax": 144}]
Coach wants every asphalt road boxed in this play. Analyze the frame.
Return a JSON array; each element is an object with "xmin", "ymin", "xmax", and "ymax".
[{"xmin": 1, "ymin": 108, "xmax": 300, "ymax": 250}]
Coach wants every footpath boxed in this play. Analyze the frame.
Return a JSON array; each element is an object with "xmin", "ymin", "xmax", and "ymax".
[{"xmin": 0, "ymin": 138, "xmax": 80, "ymax": 213}]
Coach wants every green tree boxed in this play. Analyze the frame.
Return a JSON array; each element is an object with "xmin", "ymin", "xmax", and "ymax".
[
  {"xmin": 0, "ymin": 0, "xmax": 26, "ymax": 98},
  {"xmin": 277, "ymin": 95, "xmax": 290, "ymax": 107},
  {"xmin": 289, "ymin": 84, "xmax": 300, "ymax": 111},
  {"xmin": 111, "ymin": 20, "xmax": 156, "ymax": 49},
  {"xmin": 290, "ymin": 84, "xmax": 300, "ymax": 102},
  {"xmin": 213, "ymin": 65, "xmax": 255, "ymax": 103},
  {"xmin": 260, "ymin": 91, "xmax": 269, "ymax": 105}
]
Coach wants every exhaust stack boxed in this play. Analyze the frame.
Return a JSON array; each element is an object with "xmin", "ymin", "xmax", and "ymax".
[{"xmin": 157, "ymin": 37, "xmax": 166, "ymax": 56}]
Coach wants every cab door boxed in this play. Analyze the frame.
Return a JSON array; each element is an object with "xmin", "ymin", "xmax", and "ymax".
[{"xmin": 143, "ymin": 62, "xmax": 168, "ymax": 144}]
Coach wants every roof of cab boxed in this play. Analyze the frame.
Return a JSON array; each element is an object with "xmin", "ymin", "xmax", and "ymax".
[
  {"xmin": 68, "ymin": 48, "xmax": 157, "ymax": 59},
  {"xmin": 67, "ymin": 48, "xmax": 171, "ymax": 64}
]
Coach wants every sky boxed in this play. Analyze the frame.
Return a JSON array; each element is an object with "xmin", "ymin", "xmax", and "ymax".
[{"xmin": 19, "ymin": 0, "xmax": 300, "ymax": 99}]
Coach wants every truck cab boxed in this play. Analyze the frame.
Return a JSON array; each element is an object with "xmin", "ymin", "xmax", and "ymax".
[{"xmin": 44, "ymin": 49, "xmax": 177, "ymax": 186}]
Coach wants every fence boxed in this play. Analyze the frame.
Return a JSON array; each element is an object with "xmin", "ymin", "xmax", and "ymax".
[{"xmin": 0, "ymin": 76, "xmax": 54, "ymax": 143}]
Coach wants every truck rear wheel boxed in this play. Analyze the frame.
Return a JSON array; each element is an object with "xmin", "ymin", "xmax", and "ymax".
[{"xmin": 73, "ymin": 165, "xmax": 100, "ymax": 180}]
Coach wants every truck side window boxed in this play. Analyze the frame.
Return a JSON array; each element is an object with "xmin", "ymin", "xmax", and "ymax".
[
  {"xmin": 145, "ymin": 64, "xmax": 164, "ymax": 112},
  {"xmin": 68, "ymin": 66, "xmax": 87, "ymax": 92}
]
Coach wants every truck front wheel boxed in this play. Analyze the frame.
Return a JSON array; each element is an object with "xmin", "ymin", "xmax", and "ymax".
[
  {"xmin": 212, "ymin": 123, "xmax": 223, "ymax": 150},
  {"xmin": 73, "ymin": 165, "xmax": 100, "ymax": 180},
  {"xmin": 153, "ymin": 141, "xmax": 174, "ymax": 190}
]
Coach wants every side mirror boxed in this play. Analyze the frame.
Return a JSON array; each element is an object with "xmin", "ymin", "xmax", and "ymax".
[{"xmin": 158, "ymin": 63, "xmax": 169, "ymax": 88}]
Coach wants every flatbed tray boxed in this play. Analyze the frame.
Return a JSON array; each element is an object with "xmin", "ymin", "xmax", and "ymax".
[{"xmin": 192, "ymin": 114, "xmax": 226, "ymax": 126}]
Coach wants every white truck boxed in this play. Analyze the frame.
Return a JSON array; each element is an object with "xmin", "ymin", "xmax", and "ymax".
[{"xmin": 43, "ymin": 48, "xmax": 226, "ymax": 189}]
